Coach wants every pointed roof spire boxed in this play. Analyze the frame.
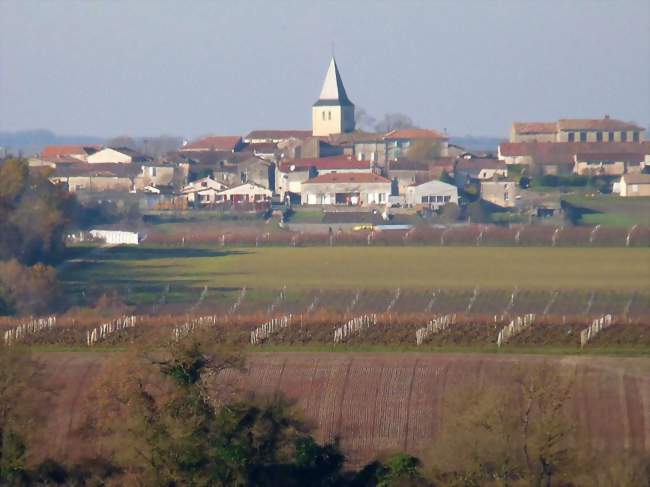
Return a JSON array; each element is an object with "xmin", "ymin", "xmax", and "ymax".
[{"xmin": 314, "ymin": 57, "xmax": 353, "ymax": 107}]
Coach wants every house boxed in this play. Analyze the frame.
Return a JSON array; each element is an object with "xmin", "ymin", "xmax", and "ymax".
[
  {"xmin": 573, "ymin": 152, "xmax": 645, "ymax": 177},
  {"xmin": 301, "ymin": 173, "xmax": 391, "ymax": 206},
  {"xmin": 405, "ymin": 179, "xmax": 458, "ymax": 209},
  {"xmin": 619, "ymin": 173, "xmax": 650, "ymax": 197},
  {"xmin": 480, "ymin": 181, "xmax": 517, "ymax": 208},
  {"xmin": 180, "ymin": 136, "xmax": 244, "ymax": 153},
  {"xmin": 216, "ymin": 182, "xmax": 273, "ymax": 204},
  {"xmin": 87, "ymin": 147, "xmax": 151, "ymax": 164},
  {"xmin": 383, "ymin": 128, "xmax": 449, "ymax": 160},
  {"xmin": 181, "ymin": 176, "xmax": 230, "ymax": 206},
  {"xmin": 49, "ymin": 163, "xmax": 139, "ymax": 192},
  {"xmin": 41, "ymin": 144, "xmax": 101, "ymax": 162},
  {"xmin": 510, "ymin": 116, "xmax": 645, "ymax": 143},
  {"xmin": 276, "ymin": 155, "xmax": 372, "ymax": 198},
  {"xmin": 388, "ymin": 157, "xmax": 454, "ymax": 195},
  {"xmin": 454, "ymin": 158, "xmax": 508, "ymax": 186},
  {"xmin": 312, "ymin": 57, "xmax": 355, "ymax": 136},
  {"xmin": 244, "ymin": 130, "xmax": 312, "ymax": 144}
]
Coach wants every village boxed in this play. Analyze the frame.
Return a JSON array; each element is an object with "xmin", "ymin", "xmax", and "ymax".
[{"xmin": 15, "ymin": 56, "xmax": 649, "ymax": 239}]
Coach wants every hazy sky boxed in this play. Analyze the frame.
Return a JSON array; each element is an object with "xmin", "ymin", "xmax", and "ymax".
[{"xmin": 1, "ymin": 0, "xmax": 648, "ymax": 138}]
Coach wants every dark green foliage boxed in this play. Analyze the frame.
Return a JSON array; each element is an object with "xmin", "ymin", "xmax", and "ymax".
[{"xmin": 0, "ymin": 158, "xmax": 77, "ymax": 266}]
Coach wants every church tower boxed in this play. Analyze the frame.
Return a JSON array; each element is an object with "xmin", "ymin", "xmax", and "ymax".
[{"xmin": 312, "ymin": 57, "xmax": 355, "ymax": 136}]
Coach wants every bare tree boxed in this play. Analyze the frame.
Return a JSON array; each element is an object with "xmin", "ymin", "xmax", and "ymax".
[{"xmin": 374, "ymin": 113, "xmax": 418, "ymax": 133}]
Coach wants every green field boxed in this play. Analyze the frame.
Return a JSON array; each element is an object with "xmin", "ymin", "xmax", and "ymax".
[
  {"xmin": 563, "ymin": 194, "xmax": 650, "ymax": 227},
  {"xmin": 62, "ymin": 245, "xmax": 650, "ymax": 292}
]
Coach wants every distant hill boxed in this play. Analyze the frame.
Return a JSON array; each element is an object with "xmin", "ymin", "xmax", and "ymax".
[
  {"xmin": 0, "ymin": 130, "xmax": 183, "ymax": 158},
  {"xmin": 1, "ymin": 129, "xmax": 503, "ymax": 157},
  {"xmin": 449, "ymin": 135, "xmax": 503, "ymax": 152},
  {"xmin": 0, "ymin": 130, "xmax": 106, "ymax": 157}
]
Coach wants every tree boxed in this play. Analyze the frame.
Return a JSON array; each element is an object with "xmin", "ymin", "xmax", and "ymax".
[
  {"xmin": 106, "ymin": 135, "xmax": 136, "ymax": 149},
  {"xmin": 406, "ymin": 139, "xmax": 442, "ymax": 161},
  {"xmin": 374, "ymin": 113, "xmax": 418, "ymax": 133},
  {"xmin": 355, "ymin": 108, "xmax": 377, "ymax": 132},
  {"xmin": 88, "ymin": 336, "xmax": 349, "ymax": 486},
  {"xmin": 426, "ymin": 363, "xmax": 575, "ymax": 486}
]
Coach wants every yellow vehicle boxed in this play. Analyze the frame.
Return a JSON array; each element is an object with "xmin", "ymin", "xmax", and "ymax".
[{"xmin": 353, "ymin": 224, "xmax": 374, "ymax": 231}]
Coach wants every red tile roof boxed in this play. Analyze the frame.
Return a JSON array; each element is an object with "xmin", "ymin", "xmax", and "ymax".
[
  {"xmin": 181, "ymin": 136, "xmax": 242, "ymax": 151},
  {"xmin": 557, "ymin": 118, "xmax": 642, "ymax": 131},
  {"xmin": 512, "ymin": 122, "xmax": 556, "ymax": 134},
  {"xmin": 41, "ymin": 144, "xmax": 101, "ymax": 158},
  {"xmin": 383, "ymin": 129, "xmax": 447, "ymax": 140},
  {"xmin": 302, "ymin": 172, "xmax": 390, "ymax": 184},
  {"xmin": 278, "ymin": 156, "xmax": 371, "ymax": 172}
]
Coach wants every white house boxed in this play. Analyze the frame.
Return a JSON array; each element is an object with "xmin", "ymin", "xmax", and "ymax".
[
  {"xmin": 87, "ymin": 147, "xmax": 148, "ymax": 164},
  {"xmin": 301, "ymin": 173, "xmax": 391, "ymax": 206},
  {"xmin": 405, "ymin": 180, "xmax": 458, "ymax": 209},
  {"xmin": 276, "ymin": 155, "xmax": 372, "ymax": 198},
  {"xmin": 181, "ymin": 176, "xmax": 230, "ymax": 205},
  {"xmin": 216, "ymin": 182, "xmax": 273, "ymax": 203}
]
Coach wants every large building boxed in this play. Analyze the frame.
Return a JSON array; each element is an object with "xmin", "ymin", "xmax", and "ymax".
[
  {"xmin": 312, "ymin": 57, "xmax": 355, "ymax": 137},
  {"xmin": 510, "ymin": 116, "xmax": 644, "ymax": 143}
]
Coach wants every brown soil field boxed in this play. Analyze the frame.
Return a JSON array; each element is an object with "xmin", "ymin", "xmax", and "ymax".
[{"xmin": 26, "ymin": 352, "xmax": 650, "ymax": 467}]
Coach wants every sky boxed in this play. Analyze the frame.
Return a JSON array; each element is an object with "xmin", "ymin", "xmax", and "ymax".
[{"xmin": 1, "ymin": 0, "xmax": 648, "ymax": 138}]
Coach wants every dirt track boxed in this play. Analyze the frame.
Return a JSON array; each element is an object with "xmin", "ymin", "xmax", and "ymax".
[{"xmin": 31, "ymin": 352, "xmax": 650, "ymax": 466}]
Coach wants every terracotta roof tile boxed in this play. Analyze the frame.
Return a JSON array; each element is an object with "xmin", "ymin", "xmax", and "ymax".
[
  {"xmin": 41, "ymin": 144, "xmax": 101, "ymax": 158},
  {"xmin": 302, "ymin": 172, "xmax": 390, "ymax": 184},
  {"xmin": 181, "ymin": 136, "xmax": 242, "ymax": 151},
  {"xmin": 557, "ymin": 118, "xmax": 642, "ymax": 131}
]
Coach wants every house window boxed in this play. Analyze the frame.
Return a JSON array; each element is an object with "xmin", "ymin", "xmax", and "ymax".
[
  {"xmin": 567, "ymin": 132, "xmax": 575, "ymax": 142},
  {"xmin": 596, "ymin": 132, "xmax": 603, "ymax": 142},
  {"xmin": 328, "ymin": 111, "xmax": 332, "ymax": 121},
  {"xmin": 621, "ymin": 131, "xmax": 627, "ymax": 142},
  {"xmin": 436, "ymin": 195, "xmax": 444, "ymax": 203},
  {"xmin": 504, "ymin": 191, "xmax": 509, "ymax": 201},
  {"xmin": 579, "ymin": 132, "xmax": 587, "ymax": 142},
  {"xmin": 608, "ymin": 131, "xmax": 614, "ymax": 142},
  {"xmin": 444, "ymin": 195, "xmax": 451, "ymax": 202},
  {"xmin": 633, "ymin": 132, "xmax": 639, "ymax": 143},
  {"xmin": 322, "ymin": 111, "xmax": 326, "ymax": 121}
]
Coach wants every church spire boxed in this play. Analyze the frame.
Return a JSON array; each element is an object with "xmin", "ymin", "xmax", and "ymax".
[{"xmin": 316, "ymin": 57, "xmax": 353, "ymax": 107}]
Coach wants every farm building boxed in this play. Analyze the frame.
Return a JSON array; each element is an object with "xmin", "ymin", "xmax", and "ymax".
[
  {"xmin": 573, "ymin": 152, "xmax": 645, "ymax": 176},
  {"xmin": 301, "ymin": 172, "xmax": 391, "ymax": 206},
  {"xmin": 405, "ymin": 179, "xmax": 458, "ymax": 209},
  {"xmin": 619, "ymin": 173, "xmax": 650, "ymax": 197},
  {"xmin": 89, "ymin": 229, "xmax": 139, "ymax": 245},
  {"xmin": 480, "ymin": 181, "xmax": 517, "ymax": 208},
  {"xmin": 48, "ymin": 163, "xmax": 139, "ymax": 192},
  {"xmin": 509, "ymin": 116, "xmax": 645, "ymax": 143}
]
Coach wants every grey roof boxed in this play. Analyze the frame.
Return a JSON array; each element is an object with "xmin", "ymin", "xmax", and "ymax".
[{"xmin": 313, "ymin": 57, "xmax": 354, "ymax": 107}]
